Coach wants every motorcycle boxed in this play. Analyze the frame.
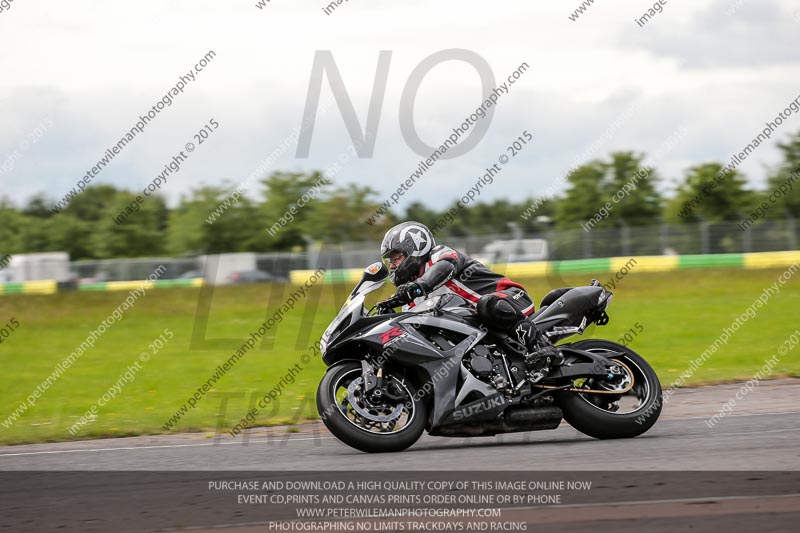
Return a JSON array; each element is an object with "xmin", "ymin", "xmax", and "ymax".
[{"xmin": 316, "ymin": 262, "xmax": 662, "ymax": 453}]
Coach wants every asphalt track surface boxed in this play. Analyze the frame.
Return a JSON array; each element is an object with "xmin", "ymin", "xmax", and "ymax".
[
  {"xmin": 2, "ymin": 379, "xmax": 798, "ymax": 471},
  {"xmin": 1, "ymin": 379, "xmax": 798, "ymax": 532}
]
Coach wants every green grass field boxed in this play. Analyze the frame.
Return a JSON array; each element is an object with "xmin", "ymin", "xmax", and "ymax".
[{"xmin": 0, "ymin": 267, "xmax": 797, "ymax": 445}]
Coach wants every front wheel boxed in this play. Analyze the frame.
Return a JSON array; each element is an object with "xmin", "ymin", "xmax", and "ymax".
[
  {"xmin": 316, "ymin": 361, "xmax": 427, "ymax": 453},
  {"xmin": 555, "ymin": 339, "xmax": 662, "ymax": 439}
]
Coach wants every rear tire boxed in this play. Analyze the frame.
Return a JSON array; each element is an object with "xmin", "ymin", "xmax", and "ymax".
[
  {"xmin": 555, "ymin": 339, "xmax": 662, "ymax": 439},
  {"xmin": 317, "ymin": 361, "xmax": 427, "ymax": 453}
]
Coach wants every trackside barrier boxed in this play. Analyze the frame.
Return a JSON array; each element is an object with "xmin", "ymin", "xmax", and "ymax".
[
  {"xmin": 0, "ymin": 278, "xmax": 202, "ymax": 295},
  {"xmin": 3, "ymin": 251, "xmax": 799, "ymax": 293},
  {"xmin": 288, "ymin": 251, "xmax": 800, "ymax": 285}
]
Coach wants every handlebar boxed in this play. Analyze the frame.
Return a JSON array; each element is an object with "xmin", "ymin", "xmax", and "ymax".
[
  {"xmin": 374, "ymin": 286, "xmax": 424, "ymax": 314},
  {"xmin": 376, "ymin": 294, "xmax": 403, "ymax": 313}
]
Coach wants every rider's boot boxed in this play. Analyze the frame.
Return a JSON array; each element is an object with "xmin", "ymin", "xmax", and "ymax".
[{"xmin": 515, "ymin": 320, "xmax": 563, "ymax": 381}]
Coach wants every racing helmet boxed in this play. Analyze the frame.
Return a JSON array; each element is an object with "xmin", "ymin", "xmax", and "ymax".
[{"xmin": 380, "ymin": 221, "xmax": 435, "ymax": 286}]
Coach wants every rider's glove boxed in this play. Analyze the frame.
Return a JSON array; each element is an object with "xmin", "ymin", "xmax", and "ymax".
[{"xmin": 396, "ymin": 281, "xmax": 426, "ymax": 304}]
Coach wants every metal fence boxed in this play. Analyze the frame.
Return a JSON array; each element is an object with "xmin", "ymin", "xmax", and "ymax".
[
  {"xmin": 71, "ymin": 257, "xmax": 199, "ymax": 282},
  {"xmin": 64, "ymin": 219, "xmax": 798, "ymax": 282},
  {"xmin": 313, "ymin": 219, "xmax": 798, "ymax": 266},
  {"xmin": 546, "ymin": 218, "xmax": 797, "ymax": 260}
]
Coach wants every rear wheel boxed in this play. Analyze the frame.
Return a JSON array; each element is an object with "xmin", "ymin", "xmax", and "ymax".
[
  {"xmin": 316, "ymin": 361, "xmax": 426, "ymax": 453},
  {"xmin": 555, "ymin": 339, "xmax": 662, "ymax": 439}
]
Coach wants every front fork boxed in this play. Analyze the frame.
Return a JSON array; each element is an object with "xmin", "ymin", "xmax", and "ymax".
[{"xmin": 361, "ymin": 360, "xmax": 406, "ymax": 403}]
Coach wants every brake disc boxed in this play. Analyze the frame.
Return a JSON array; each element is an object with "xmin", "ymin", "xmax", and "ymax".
[{"xmin": 346, "ymin": 378, "xmax": 404, "ymax": 422}]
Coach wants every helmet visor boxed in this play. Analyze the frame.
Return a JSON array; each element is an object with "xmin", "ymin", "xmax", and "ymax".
[{"xmin": 381, "ymin": 249, "xmax": 407, "ymax": 275}]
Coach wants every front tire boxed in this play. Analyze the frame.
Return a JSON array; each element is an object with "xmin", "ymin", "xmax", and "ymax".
[
  {"xmin": 316, "ymin": 361, "xmax": 427, "ymax": 453},
  {"xmin": 555, "ymin": 339, "xmax": 662, "ymax": 439}
]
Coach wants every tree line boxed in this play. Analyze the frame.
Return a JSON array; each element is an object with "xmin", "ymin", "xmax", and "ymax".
[{"xmin": 1, "ymin": 132, "xmax": 798, "ymax": 260}]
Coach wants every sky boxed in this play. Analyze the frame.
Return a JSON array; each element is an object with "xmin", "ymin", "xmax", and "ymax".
[{"xmin": 1, "ymin": 0, "xmax": 799, "ymax": 211}]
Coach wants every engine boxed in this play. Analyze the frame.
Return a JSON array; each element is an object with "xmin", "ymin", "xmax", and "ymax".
[{"xmin": 464, "ymin": 344, "xmax": 523, "ymax": 393}]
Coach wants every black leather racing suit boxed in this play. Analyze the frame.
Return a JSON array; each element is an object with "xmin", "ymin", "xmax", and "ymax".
[{"xmin": 403, "ymin": 245, "xmax": 540, "ymax": 351}]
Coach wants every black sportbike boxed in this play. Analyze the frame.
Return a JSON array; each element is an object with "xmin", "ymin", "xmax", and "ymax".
[{"xmin": 316, "ymin": 262, "xmax": 662, "ymax": 453}]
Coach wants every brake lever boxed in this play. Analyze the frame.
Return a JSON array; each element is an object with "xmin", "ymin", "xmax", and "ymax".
[
  {"xmin": 375, "ymin": 295, "xmax": 402, "ymax": 314},
  {"xmin": 375, "ymin": 304, "xmax": 395, "ymax": 315}
]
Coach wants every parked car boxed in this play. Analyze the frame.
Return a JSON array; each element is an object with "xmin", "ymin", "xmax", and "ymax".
[
  {"xmin": 228, "ymin": 270, "xmax": 287, "ymax": 284},
  {"xmin": 479, "ymin": 238, "xmax": 549, "ymax": 264}
]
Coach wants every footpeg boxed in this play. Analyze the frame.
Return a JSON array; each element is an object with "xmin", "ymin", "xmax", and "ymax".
[{"xmin": 524, "ymin": 345, "xmax": 562, "ymax": 370}]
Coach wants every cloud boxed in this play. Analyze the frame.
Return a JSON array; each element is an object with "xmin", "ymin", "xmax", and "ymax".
[
  {"xmin": 631, "ymin": 0, "xmax": 800, "ymax": 67},
  {"xmin": 1, "ymin": 0, "xmax": 799, "ymax": 210}
]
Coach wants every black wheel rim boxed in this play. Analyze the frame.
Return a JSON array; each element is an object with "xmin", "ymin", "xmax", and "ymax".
[{"xmin": 576, "ymin": 351, "xmax": 653, "ymax": 416}]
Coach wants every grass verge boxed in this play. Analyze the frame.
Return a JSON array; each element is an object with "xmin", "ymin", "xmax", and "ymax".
[{"xmin": 0, "ymin": 267, "xmax": 797, "ymax": 445}]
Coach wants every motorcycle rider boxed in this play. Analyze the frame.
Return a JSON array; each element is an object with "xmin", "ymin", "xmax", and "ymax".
[{"xmin": 381, "ymin": 221, "xmax": 561, "ymax": 374}]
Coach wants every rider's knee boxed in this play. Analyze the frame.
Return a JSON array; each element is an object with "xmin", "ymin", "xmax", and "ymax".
[{"xmin": 477, "ymin": 294, "xmax": 520, "ymax": 331}]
